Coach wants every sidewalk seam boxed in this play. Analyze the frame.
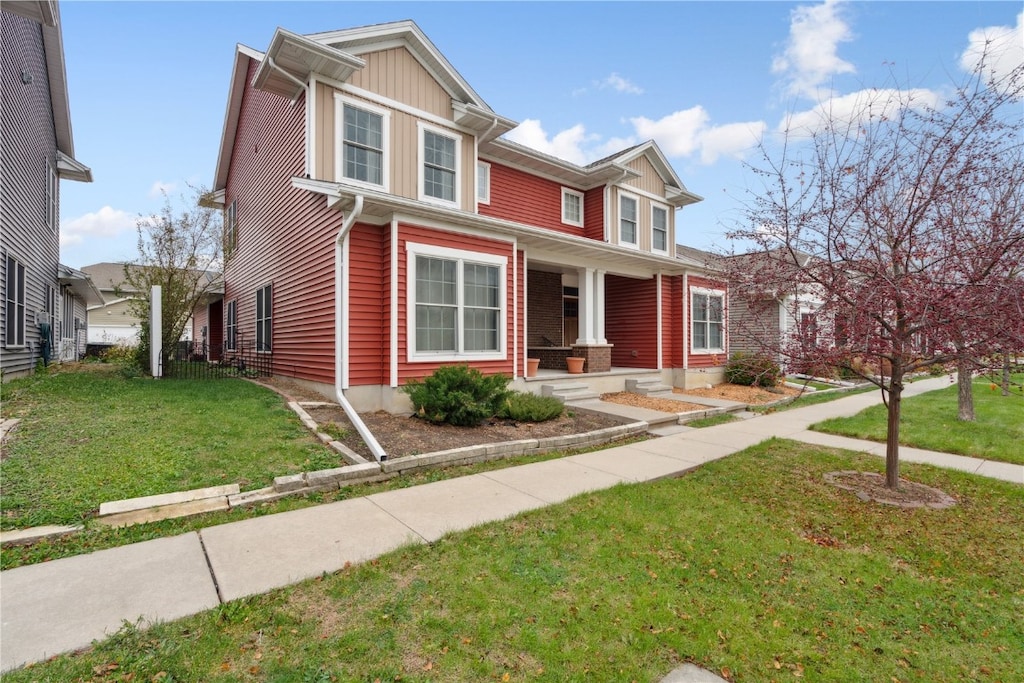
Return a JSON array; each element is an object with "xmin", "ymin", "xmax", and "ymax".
[{"xmin": 196, "ymin": 531, "xmax": 225, "ymax": 604}]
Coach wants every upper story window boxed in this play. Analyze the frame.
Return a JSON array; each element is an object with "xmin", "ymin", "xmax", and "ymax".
[
  {"xmin": 651, "ymin": 204, "xmax": 669, "ymax": 253},
  {"xmin": 419, "ymin": 122, "xmax": 460, "ymax": 206},
  {"xmin": 562, "ymin": 188, "xmax": 584, "ymax": 227},
  {"xmin": 4, "ymin": 255, "xmax": 26, "ymax": 348},
  {"xmin": 335, "ymin": 95, "xmax": 389, "ymax": 190},
  {"xmin": 619, "ymin": 193, "xmax": 638, "ymax": 248},
  {"xmin": 407, "ymin": 242, "xmax": 506, "ymax": 361},
  {"xmin": 692, "ymin": 288, "xmax": 725, "ymax": 353},
  {"xmin": 46, "ymin": 158, "xmax": 58, "ymax": 232},
  {"xmin": 225, "ymin": 299, "xmax": 237, "ymax": 351},
  {"xmin": 255, "ymin": 284, "xmax": 272, "ymax": 352},
  {"xmin": 476, "ymin": 161, "xmax": 490, "ymax": 205}
]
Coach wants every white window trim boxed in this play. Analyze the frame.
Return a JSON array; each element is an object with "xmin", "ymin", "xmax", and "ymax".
[
  {"xmin": 476, "ymin": 161, "xmax": 490, "ymax": 206},
  {"xmin": 417, "ymin": 121, "xmax": 461, "ymax": 209},
  {"xmin": 225, "ymin": 200, "xmax": 237, "ymax": 256},
  {"xmin": 225, "ymin": 299, "xmax": 237, "ymax": 351},
  {"xmin": 255, "ymin": 284, "xmax": 272, "ymax": 354},
  {"xmin": 406, "ymin": 242, "xmax": 506, "ymax": 363},
  {"xmin": 650, "ymin": 202, "xmax": 670, "ymax": 255},
  {"xmin": 4, "ymin": 255, "xmax": 26, "ymax": 348},
  {"xmin": 618, "ymin": 191, "xmax": 640, "ymax": 250},
  {"xmin": 334, "ymin": 93, "xmax": 390, "ymax": 192},
  {"xmin": 690, "ymin": 287, "xmax": 726, "ymax": 354},
  {"xmin": 561, "ymin": 187, "xmax": 584, "ymax": 227},
  {"xmin": 46, "ymin": 158, "xmax": 58, "ymax": 231}
]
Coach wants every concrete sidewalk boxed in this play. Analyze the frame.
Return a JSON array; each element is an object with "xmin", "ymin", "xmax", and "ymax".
[{"xmin": 2, "ymin": 376, "xmax": 1020, "ymax": 672}]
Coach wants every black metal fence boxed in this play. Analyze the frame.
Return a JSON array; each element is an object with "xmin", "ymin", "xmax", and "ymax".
[{"xmin": 162, "ymin": 338, "xmax": 273, "ymax": 380}]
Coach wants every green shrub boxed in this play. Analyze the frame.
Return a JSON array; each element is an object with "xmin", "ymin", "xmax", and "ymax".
[
  {"xmin": 497, "ymin": 391, "xmax": 564, "ymax": 422},
  {"xmin": 725, "ymin": 352, "xmax": 782, "ymax": 388},
  {"xmin": 403, "ymin": 364, "xmax": 510, "ymax": 427}
]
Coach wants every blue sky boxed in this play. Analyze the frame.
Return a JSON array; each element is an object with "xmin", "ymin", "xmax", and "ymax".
[{"xmin": 56, "ymin": 1, "xmax": 1023, "ymax": 269}]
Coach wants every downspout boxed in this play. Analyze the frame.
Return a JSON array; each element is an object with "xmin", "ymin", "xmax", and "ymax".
[
  {"xmin": 335, "ymin": 195, "xmax": 387, "ymax": 461},
  {"xmin": 264, "ymin": 55, "xmax": 307, "ymax": 105}
]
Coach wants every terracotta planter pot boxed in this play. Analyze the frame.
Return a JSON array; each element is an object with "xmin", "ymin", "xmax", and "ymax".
[
  {"xmin": 526, "ymin": 357, "xmax": 540, "ymax": 377},
  {"xmin": 566, "ymin": 357, "xmax": 585, "ymax": 374}
]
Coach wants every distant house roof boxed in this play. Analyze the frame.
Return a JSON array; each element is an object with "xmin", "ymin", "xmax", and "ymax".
[
  {"xmin": 57, "ymin": 263, "xmax": 103, "ymax": 307},
  {"xmin": 81, "ymin": 262, "xmax": 223, "ymax": 295}
]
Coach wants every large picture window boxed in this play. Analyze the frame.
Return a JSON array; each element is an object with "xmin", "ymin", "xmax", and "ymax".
[
  {"xmin": 4, "ymin": 255, "xmax": 26, "ymax": 347},
  {"xmin": 225, "ymin": 299, "xmax": 237, "ymax": 351},
  {"xmin": 619, "ymin": 193, "xmax": 638, "ymax": 247},
  {"xmin": 408, "ymin": 244, "xmax": 505, "ymax": 360},
  {"xmin": 335, "ymin": 95, "xmax": 389, "ymax": 189},
  {"xmin": 692, "ymin": 289, "xmax": 725, "ymax": 352},
  {"xmin": 255, "ymin": 285, "xmax": 272, "ymax": 352},
  {"xmin": 419, "ymin": 123, "xmax": 460, "ymax": 206}
]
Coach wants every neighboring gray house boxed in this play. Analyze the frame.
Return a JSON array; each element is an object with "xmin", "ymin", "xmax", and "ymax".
[
  {"xmin": 1, "ymin": 1, "xmax": 94, "ymax": 378},
  {"xmin": 80, "ymin": 262, "xmax": 145, "ymax": 346}
]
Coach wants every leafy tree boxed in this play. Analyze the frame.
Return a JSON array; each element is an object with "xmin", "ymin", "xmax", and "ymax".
[
  {"xmin": 726, "ymin": 53, "xmax": 1024, "ymax": 489},
  {"xmin": 124, "ymin": 186, "xmax": 222, "ymax": 373}
]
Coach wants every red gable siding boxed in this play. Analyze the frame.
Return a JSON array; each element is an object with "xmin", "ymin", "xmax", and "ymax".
[
  {"xmin": 605, "ymin": 275, "xmax": 659, "ymax": 368},
  {"xmin": 222, "ymin": 59, "xmax": 340, "ymax": 386},
  {"xmin": 396, "ymin": 223, "xmax": 516, "ymax": 383},
  {"xmin": 480, "ymin": 162, "xmax": 585, "ymax": 237}
]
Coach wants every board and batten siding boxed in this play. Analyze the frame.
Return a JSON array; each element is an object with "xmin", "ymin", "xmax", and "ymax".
[
  {"xmin": 622, "ymin": 155, "xmax": 666, "ymax": 197},
  {"xmin": 224, "ymin": 59, "xmax": 341, "ymax": 386},
  {"xmin": 0, "ymin": 10, "xmax": 60, "ymax": 377},
  {"xmin": 607, "ymin": 185, "xmax": 674, "ymax": 254},
  {"xmin": 605, "ymin": 275, "xmax": 659, "ymax": 369},
  {"xmin": 479, "ymin": 162, "xmax": 586, "ymax": 236},
  {"xmin": 346, "ymin": 47, "xmax": 451, "ymax": 119},
  {"xmin": 395, "ymin": 223, "xmax": 516, "ymax": 383},
  {"xmin": 687, "ymin": 275, "xmax": 729, "ymax": 368}
]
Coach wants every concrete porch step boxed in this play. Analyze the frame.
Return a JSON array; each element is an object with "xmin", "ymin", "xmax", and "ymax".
[
  {"xmin": 541, "ymin": 382, "xmax": 600, "ymax": 402},
  {"xmin": 625, "ymin": 378, "xmax": 674, "ymax": 395}
]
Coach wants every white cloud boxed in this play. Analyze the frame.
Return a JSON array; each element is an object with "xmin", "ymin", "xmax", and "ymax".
[
  {"xmin": 632, "ymin": 108, "xmax": 766, "ymax": 164},
  {"xmin": 148, "ymin": 180, "xmax": 177, "ymax": 198},
  {"xmin": 60, "ymin": 206, "xmax": 136, "ymax": 247},
  {"xmin": 778, "ymin": 87, "xmax": 941, "ymax": 136},
  {"xmin": 772, "ymin": 0, "xmax": 856, "ymax": 99},
  {"xmin": 959, "ymin": 11, "xmax": 1024, "ymax": 87},
  {"xmin": 504, "ymin": 119, "xmax": 598, "ymax": 165},
  {"xmin": 600, "ymin": 73, "xmax": 644, "ymax": 95}
]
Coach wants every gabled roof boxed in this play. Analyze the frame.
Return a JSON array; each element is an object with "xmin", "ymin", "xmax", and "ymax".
[
  {"xmin": 611, "ymin": 141, "xmax": 702, "ymax": 207},
  {"xmin": 7, "ymin": 1, "xmax": 92, "ymax": 182}
]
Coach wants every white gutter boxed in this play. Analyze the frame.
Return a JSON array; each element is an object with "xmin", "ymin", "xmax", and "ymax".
[
  {"xmin": 334, "ymin": 195, "xmax": 387, "ymax": 461},
  {"xmin": 263, "ymin": 54, "xmax": 307, "ymax": 105}
]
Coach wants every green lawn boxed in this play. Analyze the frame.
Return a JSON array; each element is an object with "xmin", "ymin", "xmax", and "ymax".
[
  {"xmin": 812, "ymin": 378, "xmax": 1024, "ymax": 465},
  {"xmin": 0, "ymin": 364, "xmax": 340, "ymax": 529},
  {"xmin": 5, "ymin": 440, "xmax": 1021, "ymax": 682},
  {"xmin": 752, "ymin": 385, "xmax": 874, "ymax": 413}
]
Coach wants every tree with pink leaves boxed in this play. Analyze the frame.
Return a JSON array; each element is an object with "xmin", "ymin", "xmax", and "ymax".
[{"xmin": 726, "ymin": 54, "xmax": 1024, "ymax": 489}]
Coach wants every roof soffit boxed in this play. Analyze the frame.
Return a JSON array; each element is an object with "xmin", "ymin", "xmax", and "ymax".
[{"xmin": 252, "ymin": 28, "xmax": 365, "ymax": 101}]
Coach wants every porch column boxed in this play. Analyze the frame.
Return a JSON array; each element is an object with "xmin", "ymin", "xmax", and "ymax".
[
  {"xmin": 575, "ymin": 266, "xmax": 597, "ymax": 345},
  {"xmin": 595, "ymin": 269, "xmax": 607, "ymax": 344}
]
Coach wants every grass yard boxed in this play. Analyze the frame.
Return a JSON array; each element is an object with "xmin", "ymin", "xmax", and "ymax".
[
  {"xmin": 5, "ymin": 440, "xmax": 1021, "ymax": 682},
  {"xmin": 751, "ymin": 385, "xmax": 874, "ymax": 413},
  {"xmin": 0, "ymin": 365, "xmax": 340, "ymax": 530},
  {"xmin": 812, "ymin": 377, "xmax": 1024, "ymax": 465}
]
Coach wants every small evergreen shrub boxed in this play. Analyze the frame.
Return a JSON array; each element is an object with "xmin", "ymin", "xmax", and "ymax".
[
  {"xmin": 497, "ymin": 391, "xmax": 564, "ymax": 422},
  {"xmin": 725, "ymin": 352, "xmax": 782, "ymax": 388},
  {"xmin": 403, "ymin": 364, "xmax": 510, "ymax": 427}
]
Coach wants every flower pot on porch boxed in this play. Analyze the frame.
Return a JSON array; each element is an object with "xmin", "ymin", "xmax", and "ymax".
[
  {"xmin": 526, "ymin": 357, "xmax": 540, "ymax": 377},
  {"xmin": 566, "ymin": 356, "xmax": 585, "ymax": 374}
]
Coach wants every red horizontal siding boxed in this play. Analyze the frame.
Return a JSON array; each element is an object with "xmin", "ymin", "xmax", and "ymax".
[
  {"xmin": 480, "ymin": 162, "xmax": 585, "ymax": 237},
  {"xmin": 583, "ymin": 187, "xmax": 605, "ymax": 241},
  {"xmin": 348, "ymin": 223, "xmax": 387, "ymax": 386},
  {"xmin": 397, "ymin": 223, "xmax": 516, "ymax": 383},
  {"xmin": 605, "ymin": 275, "xmax": 658, "ymax": 368},
  {"xmin": 664, "ymin": 275, "xmax": 682, "ymax": 368}
]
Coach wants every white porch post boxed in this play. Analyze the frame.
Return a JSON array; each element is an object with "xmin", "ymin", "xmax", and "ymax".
[
  {"xmin": 595, "ymin": 269, "xmax": 607, "ymax": 345},
  {"xmin": 576, "ymin": 267, "xmax": 597, "ymax": 345}
]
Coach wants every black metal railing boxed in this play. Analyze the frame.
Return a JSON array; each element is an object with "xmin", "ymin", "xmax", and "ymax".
[{"xmin": 163, "ymin": 336, "xmax": 272, "ymax": 379}]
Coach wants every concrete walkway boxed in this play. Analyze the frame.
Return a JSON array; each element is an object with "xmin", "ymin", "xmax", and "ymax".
[{"xmin": 2, "ymin": 377, "xmax": 1020, "ymax": 673}]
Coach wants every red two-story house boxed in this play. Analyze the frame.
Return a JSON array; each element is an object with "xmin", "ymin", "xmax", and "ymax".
[{"xmin": 206, "ymin": 20, "xmax": 728, "ymax": 422}]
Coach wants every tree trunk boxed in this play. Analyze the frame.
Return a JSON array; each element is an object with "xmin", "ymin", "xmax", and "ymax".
[
  {"xmin": 957, "ymin": 359, "xmax": 975, "ymax": 421},
  {"xmin": 1002, "ymin": 352, "xmax": 1011, "ymax": 397},
  {"xmin": 885, "ymin": 378, "xmax": 902, "ymax": 490}
]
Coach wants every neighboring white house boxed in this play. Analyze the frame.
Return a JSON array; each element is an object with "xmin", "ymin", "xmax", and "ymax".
[{"xmin": 80, "ymin": 262, "xmax": 143, "ymax": 346}]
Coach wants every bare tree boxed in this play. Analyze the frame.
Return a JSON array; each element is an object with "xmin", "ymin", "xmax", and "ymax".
[
  {"xmin": 125, "ymin": 186, "xmax": 222, "ymax": 372},
  {"xmin": 726, "ymin": 55, "xmax": 1024, "ymax": 489}
]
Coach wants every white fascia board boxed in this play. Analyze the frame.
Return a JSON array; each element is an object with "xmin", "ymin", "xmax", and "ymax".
[
  {"xmin": 56, "ymin": 151, "xmax": 92, "ymax": 182},
  {"xmin": 213, "ymin": 46, "xmax": 261, "ymax": 192}
]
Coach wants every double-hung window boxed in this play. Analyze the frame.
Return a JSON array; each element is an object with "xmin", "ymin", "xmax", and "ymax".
[
  {"xmin": 46, "ymin": 158, "xmax": 58, "ymax": 232},
  {"xmin": 255, "ymin": 285, "xmax": 272, "ymax": 352},
  {"xmin": 4, "ymin": 255, "xmax": 26, "ymax": 347},
  {"xmin": 562, "ymin": 188, "xmax": 584, "ymax": 227},
  {"xmin": 419, "ymin": 123, "xmax": 459, "ymax": 206},
  {"xmin": 651, "ymin": 204, "xmax": 669, "ymax": 253},
  {"xmin": 336, "ymin": 95, "xmax": 388, "ymax": 189},
  {"xmin": 225, "ymin": 299, "xmax": 237, "ymax": 351},
  {"xmin": 224, "ymin": 200, "xmax": 237, "ymax": 256},
  {"xmin": 692, "ymin": 289, "xmax": 725, "ymax": 352},
  {"xmin": 619, "ymin": 193, "xmax": 638, "ymax": 247},
  {"xmin": 409, "ymin": 244, "xmax": 505, "ymax": 360},
  {"xmin": 476, "ymin": 161, "xmax": 490, "ymax": 205}
]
